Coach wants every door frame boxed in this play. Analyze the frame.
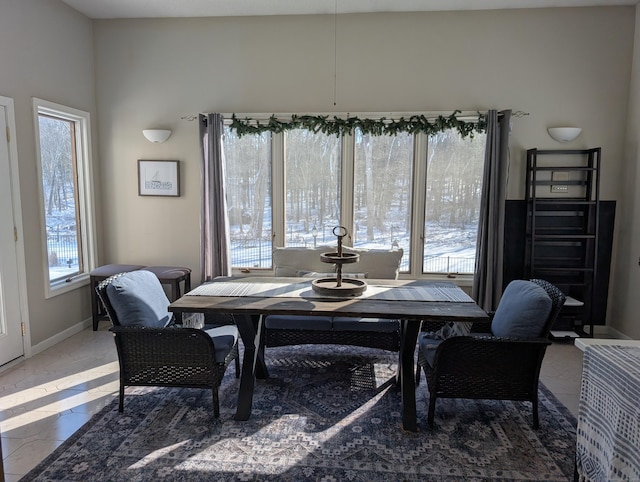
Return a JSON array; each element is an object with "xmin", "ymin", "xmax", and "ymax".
[{"xmin": 0, "ymin": 95, "xmax": 30, "ymax": 365}]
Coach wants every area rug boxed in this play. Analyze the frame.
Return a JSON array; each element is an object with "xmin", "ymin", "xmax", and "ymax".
[{"xmin": 22, "ymin": 345, "xmax": 577, "ymax": 481}]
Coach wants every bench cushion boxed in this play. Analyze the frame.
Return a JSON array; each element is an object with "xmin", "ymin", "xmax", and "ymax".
[
  {"xmin": 341, "ymin": 247, "xmax": 403, "ymax": 280},
  {"xmin": 273, "ymin": 247, "xmax": 331, "ymax": 277},
  {"xmin": 265, "ymin": 314, "xmax": 333, "ymax": 331},
  {"xmin": 266, "ymin": 315, "xmax": 399, "ymax": 333},
  {"xmin": 332, "ymin": 317, "xmax": 400, "ymax": 332}
]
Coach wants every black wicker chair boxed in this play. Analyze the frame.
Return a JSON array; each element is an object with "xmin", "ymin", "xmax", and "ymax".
[
  {"xmin": 415, "ymin": 278, "xmax": 566, "ymax": 429},
  {"xmin": 96, "ymin": 271, "xmax": 239, "ymax": 416}
]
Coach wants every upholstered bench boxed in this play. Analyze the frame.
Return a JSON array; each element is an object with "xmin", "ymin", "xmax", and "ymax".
[{"xmin": 264, "ymin": 246, "xmax": 404, "ymax": 351}]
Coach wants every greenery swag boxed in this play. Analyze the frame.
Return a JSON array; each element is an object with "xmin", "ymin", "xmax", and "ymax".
[{"xmin": 229, "ymin": 110, "xmax": 487, "ymax": 138}]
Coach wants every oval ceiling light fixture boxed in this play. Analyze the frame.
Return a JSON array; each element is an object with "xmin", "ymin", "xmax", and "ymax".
[
  {"xmin": 143, "ymin": 129, "xmax": 172, "ymax": 143},
  {"xmin": 547, "ymin": 127, "xmax": 582, "ymax": 143}
]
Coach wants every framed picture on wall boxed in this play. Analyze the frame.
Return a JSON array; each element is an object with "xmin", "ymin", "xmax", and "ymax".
[{"xmin": 138, "ymin": 160, "xmax": 180, "ymax": 197}]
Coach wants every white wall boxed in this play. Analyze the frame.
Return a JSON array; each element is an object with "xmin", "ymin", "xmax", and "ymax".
[
  {"xmin": 614, "ymin": 5, "xmax": 640, "ymax": 340},
  {"xmin": 0, "ymin": 0, "xmax": 97, "ymax": 345},
  {"xmin": 94, "ymin": 7, "xmax": 635, "ymax": 332}
]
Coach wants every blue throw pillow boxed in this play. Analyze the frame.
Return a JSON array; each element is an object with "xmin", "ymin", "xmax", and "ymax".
[
  {"xmin": 491, "ymin": 280, "xmax": 552, "ymax": 338},
  {"xmin": 106, "ymin": 270, "xmax": 173, "ymax": 328}
]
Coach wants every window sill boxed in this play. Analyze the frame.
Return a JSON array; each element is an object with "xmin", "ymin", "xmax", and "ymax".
[
  {"xmin": 417, "ymin": 273, "xmax": 474, "ymax": 286},
  {"xmin": 45, "ymin": 273, "xmax": 90, "ymax": 299}
]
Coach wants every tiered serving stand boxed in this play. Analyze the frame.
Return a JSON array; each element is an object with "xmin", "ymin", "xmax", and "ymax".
[{"xmin": 311, "ymin": 226, "xmax": 367, "ymax": 297}]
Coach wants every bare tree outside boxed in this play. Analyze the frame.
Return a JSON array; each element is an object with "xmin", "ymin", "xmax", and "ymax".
[
  {"xmin": 285, "ymin": 129, "xmax": 341, "ymax": 248},
  {"xmin": 424, "ymin": 129, "xmax": 487, "ymax": 273},
  {"xmin": 224, "ymin": 128, "xmax": 272, "ymax": 268},
  {"xmin": 353, "ymin": 129, "xmax": 413, "ymax": 264},
  {"xmin": 38, "ymin": 114, "xmax": 83, "ymax": 281}
]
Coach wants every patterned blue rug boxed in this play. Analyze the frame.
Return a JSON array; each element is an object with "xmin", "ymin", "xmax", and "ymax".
[{"xmin": 21, "ymin": 345, "xmax": 577, "ymax": 481}]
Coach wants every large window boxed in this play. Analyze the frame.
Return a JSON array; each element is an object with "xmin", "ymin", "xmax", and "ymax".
[
  {"xmin": 34, "ymin": 99, "xmax": 96, "ymax": 297},
  {"xmin": 223, "ymin": 116, "xmax": 486, "ymax": 277}
]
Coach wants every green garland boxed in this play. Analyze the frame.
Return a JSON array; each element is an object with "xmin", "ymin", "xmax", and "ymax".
[{"xmin": 229, "ymin": 110, "xmax": 487, "ymax": 138}]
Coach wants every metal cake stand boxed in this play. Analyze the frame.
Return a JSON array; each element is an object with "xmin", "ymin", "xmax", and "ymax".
[{"xmin": 311, "ymin": 226, "xmax": 367, "ymax": 297}]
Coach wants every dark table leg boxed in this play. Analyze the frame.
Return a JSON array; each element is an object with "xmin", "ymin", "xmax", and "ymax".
[
  {"xmin": 400, "ymin": 319, "xmax": 420, "ymax": 432},
  {"xmin": 233, "ymin": 314, "xmax": 269, "ymax": 421}
]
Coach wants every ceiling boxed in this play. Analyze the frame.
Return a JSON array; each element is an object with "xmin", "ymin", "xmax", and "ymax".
[{"xmin": 59, "ymin": 0, "xmax": 637, "ymax": 19}]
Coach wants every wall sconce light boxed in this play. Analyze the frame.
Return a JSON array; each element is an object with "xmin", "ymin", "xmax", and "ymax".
[
  {"xmin": 547, "ymin": 127, "xmax": 582, "ymax": 143},
  {"xmin": 142, "ymin": 129, "xmax": 172, "ymax": 143}
]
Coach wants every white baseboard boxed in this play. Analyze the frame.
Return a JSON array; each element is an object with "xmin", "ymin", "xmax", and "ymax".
[
  {"xmin": 591, "ymin": 325, "xmax": 632, "ymax": 340},
  {"xmin": 29, "ymin": 318, "xmax": 92, "ymax": 357},
  {"xmin": 0, "ymin": 356, "xmax": 26, "ymax": 373}
]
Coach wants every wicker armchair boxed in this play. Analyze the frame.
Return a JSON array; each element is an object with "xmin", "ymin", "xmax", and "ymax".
[
  {"xmin": 96, "ymin": 271, "xmax": 239, "ymax": 416},
  {"xmin": 416, "ymin": 279, "xmax": 565, "ymax": 429}
]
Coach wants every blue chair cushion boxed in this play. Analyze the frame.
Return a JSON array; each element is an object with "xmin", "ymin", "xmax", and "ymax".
[
  {"xmin": 265, "ymin": 315, "xmax": 332, "ymax": 331},
  {"xmin": 106, "ymin": 270, "xmax": 173, "ymax": 328},
  {"xmin": 332, "ymin": 317, "xmax": 400, "ymax": 332},
  {"xmin": 204, "ymin": 324, "xmax": 239, "ymax": 363},
  {"xmin": 490, "ymin": 280, "xmax": 552, "ymax": 338}
]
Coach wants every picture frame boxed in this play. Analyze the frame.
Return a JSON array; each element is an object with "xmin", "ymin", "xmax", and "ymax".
[{"xmin": 138, "ymin": 160, "xmax": 180, "ymax": 197}]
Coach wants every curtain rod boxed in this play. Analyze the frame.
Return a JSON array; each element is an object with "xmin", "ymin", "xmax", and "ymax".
[{"xmin": 182, "ymin": 110, "xmax": 529, "ymax": 121}]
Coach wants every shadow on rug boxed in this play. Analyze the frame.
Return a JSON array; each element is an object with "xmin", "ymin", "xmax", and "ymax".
[{"xmin": 22, "ymin": 345, "xmax": 576, "ymax": 481}]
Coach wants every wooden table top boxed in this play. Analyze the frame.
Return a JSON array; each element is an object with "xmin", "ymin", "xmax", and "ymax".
[{"xmin": 169, "ymin": 277, "xmax": 489, "ymax": 323}]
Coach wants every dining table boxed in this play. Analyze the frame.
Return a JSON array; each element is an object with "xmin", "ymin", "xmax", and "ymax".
[{"xmin": 168, "ymin": 276, "xmax": 489, "ymax": 432}]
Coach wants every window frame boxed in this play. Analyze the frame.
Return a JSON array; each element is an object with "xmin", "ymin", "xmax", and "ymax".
[
  {"xmin": 33, "ymin": 98, "xmax": 97, "ymax": 298},
  {"xmin": 224, "ymin": 113, "xmax": 482, "ymax": 284}
]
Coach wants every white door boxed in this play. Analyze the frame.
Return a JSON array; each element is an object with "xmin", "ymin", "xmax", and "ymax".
[{"xmin": 0, "ymin": 101, "xmax": 25, "ymax": 365}]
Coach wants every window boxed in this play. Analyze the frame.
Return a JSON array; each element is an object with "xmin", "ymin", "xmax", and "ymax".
[
  {"xmin": 222, "ymin": 115, "xmax": 486, "ymax": 277},
  {"xmin": 353, "ymin": 130, "xmax": 413, "ymax": 271},
  {"xmin": 424, "ymin": 129, "xmax": 486, "ymax": 274},
  {"xmin": 224, "ymin": 127, "xmax": 272, "ymax": 268},
  {"xmin": 284, "ymin": 129, "xmax": 341, "ymax": 248},
  {"xmin": 34, "ymin": 99, "xmax": 96, "ymax": 297}
]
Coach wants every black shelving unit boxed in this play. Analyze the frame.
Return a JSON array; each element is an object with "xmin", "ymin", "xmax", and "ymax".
[{"xmin": 524, "ymin": 148, "xmax": 601, "ymax": 336}]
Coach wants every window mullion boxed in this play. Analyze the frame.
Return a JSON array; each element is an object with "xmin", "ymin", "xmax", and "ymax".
[
  {"xmin": 411, "ymin": 133, "xmax": 428, "ymax": 277},
  {"xmin": 271, "ymin": 132, "xmax": 285, "ymax": 249},
  {"xmin": 340, "ymin": 133, "xmax": 355, "ymax": 246}
]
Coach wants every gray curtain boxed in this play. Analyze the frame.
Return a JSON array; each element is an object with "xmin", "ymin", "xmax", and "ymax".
[
  {"xmin": 472, "ymin": 109, "xmax": 512, "ymax": 311},
  {"xmin": 199, "ymin": 113, "xmax": 231, "ymax": 282}
]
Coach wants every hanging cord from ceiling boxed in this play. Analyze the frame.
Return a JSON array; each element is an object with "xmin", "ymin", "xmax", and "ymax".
[{"xmin": 333, "ymin": 0, "xmax": 338, "ymax": 107}]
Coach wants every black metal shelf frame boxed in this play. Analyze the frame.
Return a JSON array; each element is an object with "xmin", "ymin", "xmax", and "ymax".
[{"xmin": 524, "ymin": 148, "xmax": 601, "ymax": 336}]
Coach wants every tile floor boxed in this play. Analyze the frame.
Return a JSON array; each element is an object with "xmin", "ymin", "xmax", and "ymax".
[{"xmin": 0, "ymin": 327, "xmax": 585, "ymax": 481}]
